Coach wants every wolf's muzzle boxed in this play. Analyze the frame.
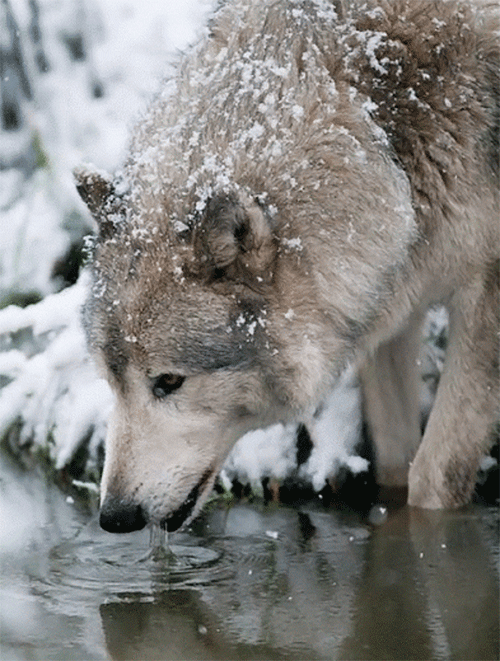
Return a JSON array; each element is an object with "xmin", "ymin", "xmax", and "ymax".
[{"xmin": 99, "ymin": 468, "xmax": 215, "ymax": 533}]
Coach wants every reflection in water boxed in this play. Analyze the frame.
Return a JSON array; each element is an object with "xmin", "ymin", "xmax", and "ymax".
[
  {"xmin": 101, "ymin": 591, "xmax": 218, "ymax": 661},
  {"xmin": 339, "ymin": 508, "xmax": 500, "ymax": 660},
  {"xmin": 100, "ymin": 590, "xmax": 321, "ymax": 661},
  {"xmin": 1, "ymin": 452, "xmax": 499, "ymax": 661}
]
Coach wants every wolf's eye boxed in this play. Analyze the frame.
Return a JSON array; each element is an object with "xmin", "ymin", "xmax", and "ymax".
[{"xmin": 152, "ymin": 374, "xmax": 185, "ymax": 399}]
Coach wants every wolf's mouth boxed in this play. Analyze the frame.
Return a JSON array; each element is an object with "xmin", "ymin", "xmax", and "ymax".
[{"xmin": 163, "ymin": 467, "xmax": 215, "ymax": 532}]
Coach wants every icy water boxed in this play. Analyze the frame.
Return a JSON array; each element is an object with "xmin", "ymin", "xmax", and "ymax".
[{"xmin": 1, "ymin": 454, "xmax": 498, "ymax": 661}]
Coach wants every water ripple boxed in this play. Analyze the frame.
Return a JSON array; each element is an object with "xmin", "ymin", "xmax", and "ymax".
[{"xmin": 34, "ymin": 521, "xmax": 227, "ymax": 605}]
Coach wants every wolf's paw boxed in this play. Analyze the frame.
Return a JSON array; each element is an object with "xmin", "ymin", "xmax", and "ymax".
[
  {"xmin": 407, "ymin": 480, "xmax": 446, "ymax": 509},
  {"xmin": 408, "ymin": 454, "xmax": 476, "ymax": 509},
  {"xmin": 407, "ymin": 457, "xmax": 448, "ymax": 509}
]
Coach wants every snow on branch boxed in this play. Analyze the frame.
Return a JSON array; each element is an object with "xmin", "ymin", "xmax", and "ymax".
[{"xmin": 0, "ymin": 273, "xmax": 112, "ymax": 473}]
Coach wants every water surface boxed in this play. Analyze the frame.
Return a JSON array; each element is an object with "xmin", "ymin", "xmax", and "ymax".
[{"xmin": 1, "ymin": 454, "xmax": 498, "ymax": 661}]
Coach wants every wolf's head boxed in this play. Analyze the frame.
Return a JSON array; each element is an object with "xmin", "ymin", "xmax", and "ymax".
[{"xmin": 75, "ymin": 166, "xmax": 338, "ymax": 532}]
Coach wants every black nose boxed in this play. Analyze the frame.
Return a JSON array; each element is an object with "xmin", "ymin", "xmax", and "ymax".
[{"xmin": 99, "ymin": 495, "xmax": 148, "ymax": 533}]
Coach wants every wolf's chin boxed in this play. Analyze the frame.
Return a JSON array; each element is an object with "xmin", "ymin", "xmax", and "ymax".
[
  {"xmin": 161, "ymin": 466, "xmax": 216, "ymax": 532},
  {"xmin": 161, "ymin": 481, "xmax": 202, "ymax": 532}
]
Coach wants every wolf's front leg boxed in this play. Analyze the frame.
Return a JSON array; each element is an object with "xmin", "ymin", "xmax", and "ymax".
[
  {"xmin": 360, "ymin": 311, "xmax": 425, "ymax": 489},
  {"xmin": 408, "ymin": 268, "xmax": 499, "ymax": 509}
]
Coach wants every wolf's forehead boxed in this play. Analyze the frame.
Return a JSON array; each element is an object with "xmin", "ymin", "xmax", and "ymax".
[
  {"xmin": 141, "ymin": 293, "xmax": 266, "ymax": 372},
  {"xmin": 89, "ymin": 283, "xmax": 264, "ymax": 381}
]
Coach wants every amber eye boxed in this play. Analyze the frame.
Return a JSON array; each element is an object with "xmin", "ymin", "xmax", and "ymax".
[{"xmin": 152, "ymin": 374, "xmax": 185, "ymax": 399}]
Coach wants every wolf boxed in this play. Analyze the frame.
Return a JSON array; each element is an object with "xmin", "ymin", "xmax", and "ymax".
[{"xmin": 75, "ymin": 0, "xmax": 499, "ymax": 532}]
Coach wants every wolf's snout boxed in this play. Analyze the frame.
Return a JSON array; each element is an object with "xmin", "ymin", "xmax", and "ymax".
[
  {"xmin": 99, "ymin": 467, "xmax": 216, "ymax": 533},
  {"xmin": 99, "ymin": 495, "xmax": 148, "ymax": 533}
]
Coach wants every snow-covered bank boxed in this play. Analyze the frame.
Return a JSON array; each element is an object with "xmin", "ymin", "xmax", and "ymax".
[{"xmin": 0, "ymin": 273, "xmax": 111, "ymax": 474}]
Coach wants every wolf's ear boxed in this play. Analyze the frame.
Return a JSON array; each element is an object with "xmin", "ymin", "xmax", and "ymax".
[
  {"xmin": 74, "ymin": 165, "xmax": 122, "ymax": 238},
  {"xmin": 195, "ymin": 193, "xmax": 277, "ymax": 283}
]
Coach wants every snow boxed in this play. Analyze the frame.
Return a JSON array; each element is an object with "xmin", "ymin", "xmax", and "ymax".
[
  {"xmin": 221, "ymin": 424, "xmax": 299, "ymax": 492},
  {"xmin": 0, "ymin": 273, "xmax": 113, "ymax": 471},
  {"xmin": 363, "ymin": 32, "xmax": 388, "ymax": 75},
  {"xmin": 299, "ymin": 368, "xmax": 366, "ymax": 491},
  {"xmin": 0, "ymin": 0, "xmax": 368, "ymax": 497}
]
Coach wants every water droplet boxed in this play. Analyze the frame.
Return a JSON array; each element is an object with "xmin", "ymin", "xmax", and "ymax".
[
  {"xmin": 149, "ymin": 524, "xmax": 170, "ymax": 561},
  {"xmin": 368, "ymin": 505, "xmax": 388, "ymax": 526}
]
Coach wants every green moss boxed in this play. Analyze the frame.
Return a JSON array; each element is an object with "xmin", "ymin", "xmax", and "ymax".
[
  {"xmin": 0, "ymin": 290, "xmax": 43, "ymax": 310},
  {"xmin": 0, "ymin": 417, "xmax": 24, "ymax": 462},
  {"xmin": 31, "ymin": 130, "xmax": 50, "ymax": 170}
]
